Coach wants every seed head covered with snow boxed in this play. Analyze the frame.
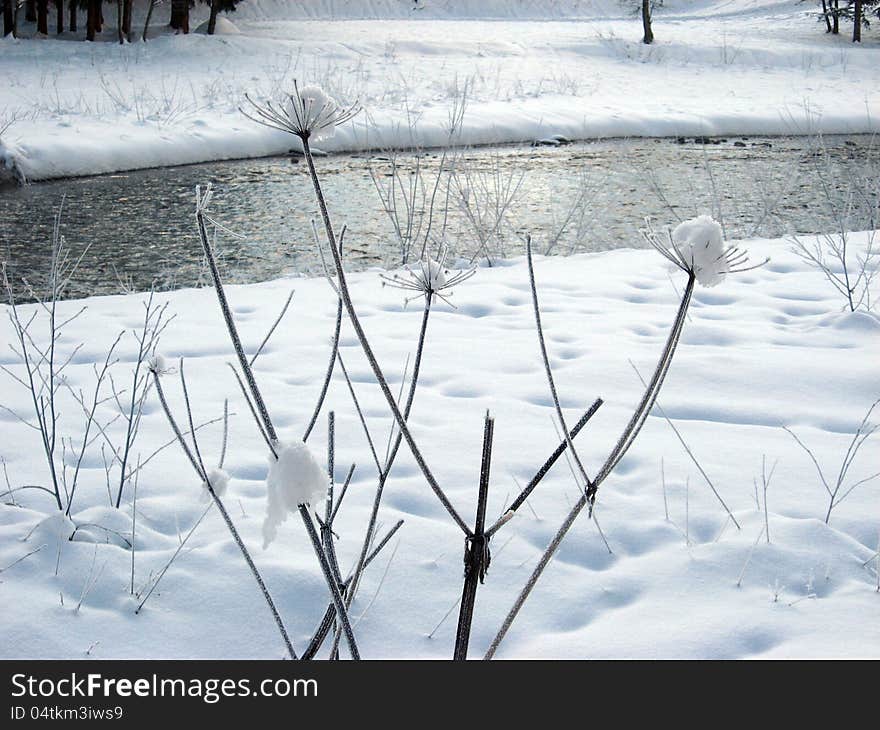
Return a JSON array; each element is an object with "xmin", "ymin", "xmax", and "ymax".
[
  {"xmin": 148, "ymin": 352, "xmax": 168, "ymax": 375},
  {"xmin": 200, "ymin": 468, "xmax": 230, "ymax": 502},
  {"xmin": 380, "ymin": 247, "xmax": 476, "ymax": 305},
  {"xmin": 241, "ymin": 80, "xmax": 361, "ymax": 142},
  {"xmin": 671, "ymin": 215, "xmax": 727, "ymax": 287},
  {"xmin": 262, "ymin": 441, "xmax": 328, "ymax": 548},
  {"xmin": 642, "ymin": 215, "xmax": 766, "ymax": 287},
  {"xmin": 292, "ymin": 86, "xmax": 339, "ymax": 142}
]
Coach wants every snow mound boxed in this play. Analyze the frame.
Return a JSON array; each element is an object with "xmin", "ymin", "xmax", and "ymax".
[
  {"xmin": 194, "ymin": 17, "xmax": 242, "ymax": 35},
  {"xmin": 672, "ymin": 215, "xmax": 727, "ymax": 288},
  {"xmin": 263, "ymin": 441, "xmax": 327, "ymax": 548}
]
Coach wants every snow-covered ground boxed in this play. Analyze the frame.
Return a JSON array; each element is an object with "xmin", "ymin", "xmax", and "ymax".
[
  {"xmin": 2, "ymin": 0, "xmax": 879, "ymax": 182},
  {"xmin": 1, "ymin": 225, "xmax": 878, "ymax": 659},
  {"xmin": 1, "ymin": 0, "xmax": 878, "ymax": 661}
]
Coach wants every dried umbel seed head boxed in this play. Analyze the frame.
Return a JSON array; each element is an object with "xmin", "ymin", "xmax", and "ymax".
[
  {"xmin": 642, "ymin": 215, "xmax": 768, "ymax": 286},
  {"xmin": 241, "ymin": 80, "xmax": 361, "ymax": 142},
  {"xmin": 381, "ymin": 246, "xmax": 476, "ymax": 306}
]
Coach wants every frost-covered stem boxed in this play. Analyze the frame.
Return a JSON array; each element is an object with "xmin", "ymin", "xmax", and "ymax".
[
  {"xmin": 303, "ymin": 282, "xmax": 342, "ymax": 442},
  {"xmin": 298, "ymin": 505, "xmax": 360, "ymax": 660},
  {"xmin": 150, "ymin": 369, "xmax": 297, "ymax": 660},
  {"xmin": 115, "ymin": 293, "xmax": 159, "ymax": 508},
  {"xmin": 453, "ymin": 413, "xmax": 494, "ymax": 661},
  {"xmin": 629, "ymin": 361, "xmax": 740, "ymax": 529},
  {"xmin": 250, "ymin": 288, "xmax": 295, "ymax": 367},
  {"xmin": 196, "ymin": 208, "xmax": 278, "ymax": 442},
  {"xmin": 593, "ymin": 274, "xmax": 696, "ymax": 489},
  {"xmin": 151, "ymin": 372, "xmax": 201, "ymax": 476},
  {"xmin": 486, "ymin": 399, "xmax": 603, "ymax": 537},
  {"xmin": 484, "ymin": 491, "xmax": 586, "ymax": 660},
  {"xmin": 3, "ymin": 269, "xmax": 62, "ymax": 511},
  {"xmin": 345, "ymin": 295, "xmax": 433, "ymax": 610},
  {"xmin": 130, "ymin": 459, "xmax": 140, "ymax": 595},
  {"xmin": 302, "ymin": 518, "xmax": 403, "ymax": 659},
  {"xmin": 486, "ymin": 273, "xmax": 697, "ymax": 658},
  {"xmin": 336, "ymin": 353, "xmax": 381, "ymax": 472},
  {"xmin": 136, "ymin": 503, "xmax": 213, "ymax": 614},
  {"xmin": 527, "ymin": 237, "xmax": 596, "ymax": 496},
  {"xmin": 301, "ymin": 136, "xmax": 470, "ymax": 537},
  {"xmin": 66, "ymin": 332, "xmax": 123, "ymax": 516}
]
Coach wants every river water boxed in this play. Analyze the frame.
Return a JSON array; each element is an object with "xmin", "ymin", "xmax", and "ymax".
[{"xmin": 1, "ymin": 134, "xmax": 875, "ymax": 300}]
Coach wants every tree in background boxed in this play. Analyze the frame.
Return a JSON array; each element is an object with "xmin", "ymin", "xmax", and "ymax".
[
  {"xmin": 169, "ymin": 0, "xmax": 190, "ymax": 33},
  {"xmin": 205, "ymin": 0, "xmax": 244, "ymax": 34},
  {"xmin": 641, "ymin": 0, "xmax": 654, "ymax": 43},
  {"xmin": 3, "ymin": 0, "xmax": 14, "ymax": 36},
  {"xmin": 85, "ymin": 0, "xmax": 100, "ymax": 40},
  {"xmin": 36, "ymin": 0, "xmax": 47, "ymax": 33},
  {"xmin": 815, "ymin": 0, "xmax": 878, "ymax": 40}
]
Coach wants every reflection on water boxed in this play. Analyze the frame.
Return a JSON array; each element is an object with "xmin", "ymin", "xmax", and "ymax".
[{"xmin": 0, "ymin": 135, "xmax": 874, "ymax": 300}]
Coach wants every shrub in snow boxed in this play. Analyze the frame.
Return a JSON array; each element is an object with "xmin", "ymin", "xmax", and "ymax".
[
  {"xmin": 263, "ymin": 441, "xmax": 328, "ymax": 548},
  {"xmin": 200, "ymin": 468, "xmax": 230, "ymax": 502},
  {"xmin": 241, "ymin": 80, "xmax": 361, "ymax": 142}
]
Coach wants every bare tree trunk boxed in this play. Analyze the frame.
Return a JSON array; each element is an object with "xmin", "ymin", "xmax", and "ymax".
[
  {"xmin": 67, "ymin": 0, "xmax": 75, "ymax": 32},
  {"xmin": 36, "ymin": 0, "xmax": 47, "ymax": 33},
  {"xmin": 169, "ymin": 0, "xmax": 188, "ymax": 33},
  {"xmin": 853, "ymin": 0, "xmax": 861, "ymax": 41},
  {"xmin": 142, "ymin": 0, "xmax": 155, "ymax": 40},
  {"xmin": 207, "ymin": 0, "xmax": 218, "ymax": 34},
  {"xmin": 116, "ymin": 0, "xmax": 121, "ymax": 42},
  {"xmin": 12, "ymin": 0, "xmax": 21, "ymax": 36},
  {"xmin": 832, "ymin": 0, "xmax": 839, "ymax": 33},
  {"xmin": 86, "ymin": 0, "xmax": 97, "ymax": 40},
  {"xmin": 3, "ymin": 0, "xmax": 14, "ymax": 36},
  {"xmin": 122, "ymin": 0, "xmax": 130, "ymax": 37},
  {"xmin": 54, "ymin": 0, "xmax": 62, "ymax": 32},
  {"xmin": 26, "ymin": 0, "xmax": 35, "ymax": 22},
  {"xmin": 641, "ymin": 0, "xmax": 654, "ymax": 44},
  {"xmin": 820, "ymin": 0, "xmax": 832, "ymax": 31}
]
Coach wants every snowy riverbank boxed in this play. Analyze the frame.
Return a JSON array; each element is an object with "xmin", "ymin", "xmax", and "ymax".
[
  {"xmin": 1, "ymin": 231, "xmax": 878, "ymax": 658},
  {"xmin": 1, "ymin": 0, "xmax": 879, "ymax": 183}
]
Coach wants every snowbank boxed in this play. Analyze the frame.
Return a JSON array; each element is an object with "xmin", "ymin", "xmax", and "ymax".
[{"xmin": 1, "ymin": 2, "xmax": 878, "ymax": 182}]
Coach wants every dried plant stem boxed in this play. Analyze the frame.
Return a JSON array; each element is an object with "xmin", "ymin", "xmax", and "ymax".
[
  {"xmin": 303, "ymin": 288, "xmax": 342, "ymax": 442},
  {"xmin": 151, "ymin": 370, "xmax": 297, "ymax": 660},
  {"xmin": 453, "ymin": 413, "xmax": 494, "ymax": 660},
  {"xmin": 302, "ymin": 137, "xmax": 470, "ymax": 537},
  {"xmin": 629, "ymin": 360, "xmax": 740, "ymax": 529},
  {"xmin": 299, "ymin": 505, "xmax": 360, "ymax": 660},
  {"xmin": 486, "ymin": 271, "xmax": 697, "ymax": 659},
  {"xmin": 526, "ymin": 238, "xmax": 593, "ymax": 495},
  {"xmin": 196, "ymin": 202, "xmax": 277, "ymax": 443},
  {"xmin": 302, "ymin": 518, "xmax": 403, "ymax": 660},
  {"xmin": 346, "ymin": 296, "xmax": 433, "ymax": 610},
  {"xmin": 486, "ymin": 399, "xmax": 602, "ymax": 537},
  {"xmin": 136, "ymin": 503, "xmax": 213, "ymax": 614}
]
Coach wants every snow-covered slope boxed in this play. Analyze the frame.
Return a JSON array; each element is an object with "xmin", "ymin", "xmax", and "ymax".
[
  {"xmin": 1, "ymin": 1, "xmax": 877, "ymax": 182},
  {"xmin": 1, "ymin": 229, "xmax": 878, "ymax": 658}
]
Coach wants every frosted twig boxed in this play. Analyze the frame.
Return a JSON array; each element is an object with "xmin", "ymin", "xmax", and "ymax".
[{"xmin": 629, "ymin": 360, "xmax": 740, "ymax": 529}]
